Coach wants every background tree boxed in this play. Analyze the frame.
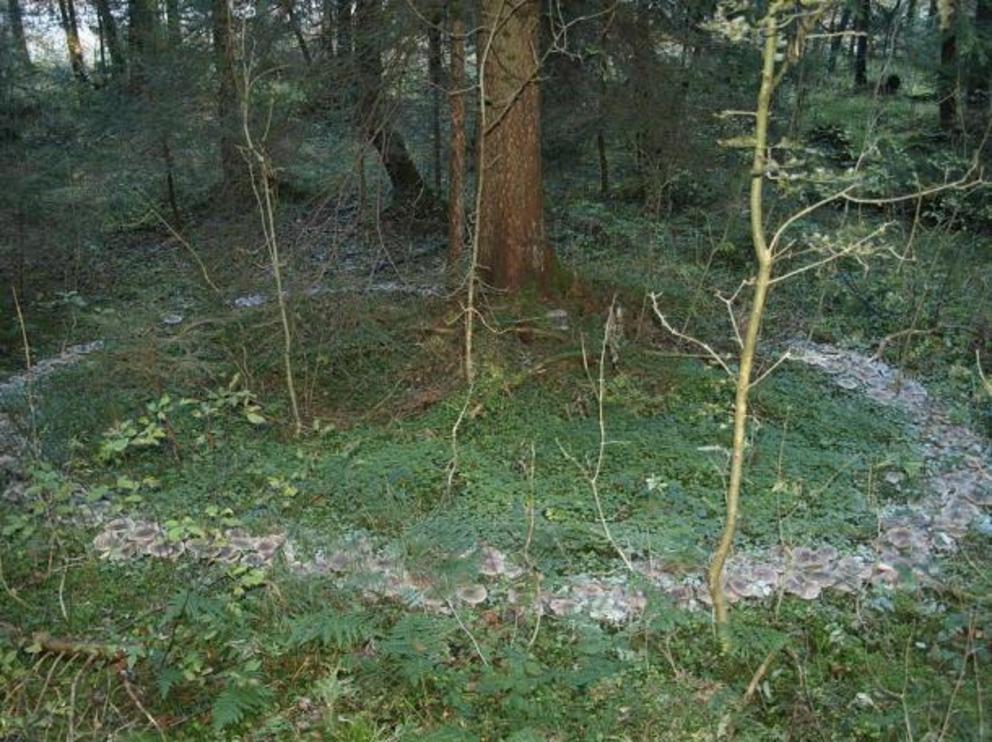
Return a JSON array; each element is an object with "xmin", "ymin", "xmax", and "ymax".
[
  {"xmin": 94, "ymin": 0, "xmax": 126, "ymax": 77},
  {"xmin": 448, "ymin": 1, "xmax": 467, "ymax": 273},
  {"xmin": 57, "ymin": 0, "xmax": 88, "ymax": 82},
  {"xmin": 213, "ymin": 0, "xmax": 242, "ymax": 192},
  {"xmin": 854, "ymin": 0, "xmax": 870, "ymax": 87},
  {"xmin": 353, "ymin": 0, "xmax": 429, "ymax": 208},
  {"xmin": 6, "ymin": 0, "xmax": 30, "ymax": 67},
  {"xmin": 938, "ymin": 0, "xmax": 957, "ymax": 131}
]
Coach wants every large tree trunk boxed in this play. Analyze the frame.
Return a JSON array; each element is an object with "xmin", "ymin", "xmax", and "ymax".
[
  {"xmin": 854, "ymin": 0, "xmax": 869, "ymax": 87},
  {"xmin": 7, "ymin": 0, "xmax": 32, "ymax": 67},
  {"xmin": 93, "ymin": 0, "xmax": 126, "ymax": 75},
  {"xmin": 938, "ymin": 0, "xmax": 957, "ymax": 131},
  {"xmin": 213, "ymin": 0, "xmax": 242, "ymax": 191},
  {"xmin": 353, "ymin": 0, "xmax": 429, "ymax": 207},
  {"xmin": 448, "ymin": 7, "xmax": 466, "ymax": 272},
  {"xmin": 57, "ymin": 0, "xmax": 88, "ymax": 82},
  {"xmin": 477, "ymin": 0, "xmax": 553, "ymax": 293}
]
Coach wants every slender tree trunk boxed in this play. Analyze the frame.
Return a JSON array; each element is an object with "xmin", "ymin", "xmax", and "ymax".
[
  {"xmin": 828, "ymin": 7, "xmax": 850, "ymax": 72},
  {"xmin": 97, "ymin": 12, "xmax": 106, "ymax": 72},
  {"xmin": 428, "ymin": 12, "xmax": 444, "ymax": 193},
  {"xmin": 162, "ymin": 135, "xmax": 182, "ymax": 225},
  {"xmin": 938, "ymin": 0, "xmax": 957, "ymax": 130},
  {"xmin": 354, "ymin": 0, "xmax": 429, "ymax": 206},
  {"xmin": 906, "ymin": 0, "xmax": 917, "ymax": 30},
  {"xmin": 336, "ymin": 0, "xmax": 351, "ymax": 58},
  {"xmin": 970, "ymin": 0, "xmax": 991, "ymax": 101},
  {"xmin": 448, "ymin": 8, "xmax": 466, "ymax": 273},
  {"xmin": 596, "ymin": 129, "xmax": 609, "ymax": 198},
  {"xmin": 7, "ymin": 0, "xmax": 32, "ymax": 67},
  {"xmin": 854, "ymin": 0, "xmax": 869, "ymax": 87},
  {"xmin": 321, "ymin": 0, "xmax": 334, "ymax": 57},
  {"xmin": 166, "ymin": 0, "xmax": 181, "ymax": 48},
  {"xmin": 596, "ymin": 0, "xmax": 610, "ymax": 198},
  {"xmin": 708, "ymin": 6, "xmax": 779, "ymax": 652},
  {"xmin": 93, "ymin": 0, "xmax": 126, "ymax": 75},
  {"xmin": 213, "ymin": 0, "xmax": 242, "ymax": 191},
  {"xmin": 57, "ymin": 0, "xmax": 88, "ymax": 82},
  {"xmin": 477, "ymin": 0, "xmax": 553, "ymax": 292}
]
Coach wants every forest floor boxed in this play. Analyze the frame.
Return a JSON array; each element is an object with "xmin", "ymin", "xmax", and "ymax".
[{"xmin": 1, "ymin": 197, "xmax": 992, "ymax": 739}]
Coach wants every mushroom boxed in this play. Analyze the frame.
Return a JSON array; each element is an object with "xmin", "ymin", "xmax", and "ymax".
[
  {"xmin": 548, "ymin": 597, "xmax": 578, "ymax": 616},
  {"xmin": 93, "ymin": 530, "xmax": 123, "ymax": 555},
  {"xmin": 477, "ymin": 546, "xmax": 507, "ymax": 577},
  {"xmin": 456, "ymin": 584, "xmax": 488, "ymax": 606}
]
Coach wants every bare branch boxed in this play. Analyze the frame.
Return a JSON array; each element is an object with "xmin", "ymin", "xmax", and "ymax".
[{"xmin": 650, "ymin": 293, "xmax": 734, "ymax": 376}]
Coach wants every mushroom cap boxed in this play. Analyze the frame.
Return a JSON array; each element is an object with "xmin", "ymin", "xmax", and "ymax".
[
  {"xmin": 477, "ymin": 546, "xmax": 507, "ymax": 577},
  {"xmin": 783, "ymin": 573, "xmax": 822, "ymax": 600},
  {"xmin": 131, "ymin": 524, "xmax": 161, "ymax": 542},
  {"xmin": 548, "ymin": 597, "xmax": 578, "ymax": 616},
  {"xmin": 93, "ymin": 530, "xmax": 123, "ymax": 554},
  {"xmin": 456, "ymin": 584, "xmax": 488, "ymax": 606},
  {"xmin": 105, "ymin": 517, "xmax": 135, "ymax": 534},
  {"xmin": 146, "ymin": 540, "xmax": 183, "ymax": 559}
]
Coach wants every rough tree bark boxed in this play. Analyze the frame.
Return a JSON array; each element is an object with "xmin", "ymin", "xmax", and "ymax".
[
  {"xmin": 213, "ymin": 0, "xmax": 242, "ymax": 192},
  {"xmin": 448, "ymin": 4, "xmax": 466, "ymax": 273},
  {"xmin": 7, "ymin": 0, "xmax": 31, "ymax": 67},
  {"xmin": 353, "ymin": 0, "xmax": 430, "ymax": 207},
  {"xmin": 854, "ymin": 0, "xmax": 869, "ymax": 87},
  {"xmin": 57, "ymin": 0, "xmax": 88, "ymax": 82},
  {"xmin": 94, "ymin": 0, "xmax": 126, "ymax": 75},
  {"xmin": 477, "ymin": 0, "xmax": 553, "ymax": 292}
]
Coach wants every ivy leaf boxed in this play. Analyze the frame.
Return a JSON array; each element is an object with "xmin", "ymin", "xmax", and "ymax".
[{"xmin": 245, "ymin": 410, "xmax": 265, "ymax": 425}]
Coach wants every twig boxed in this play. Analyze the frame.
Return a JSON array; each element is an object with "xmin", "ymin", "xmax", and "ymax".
[
  {"xmin": 137, "ymin": 192, "xmax": 221, "ymax": 296},
  {"xmin": 445, "ymin": 383, "xmax": 475, "ymax": 496},
  {"xmin": 118, "ymin": 666, "xmax": 167, "ymax": 741},
  {"xmin": 977, "ymin": 350, "xmax": 992, "ymax": 398},
  {"xmin": 750, "ymin": 350, "xmax": 791, "ymax": 389},
  {"xmin": 67, "ymin": 654, "xmax": 96, "ymax": 742},
  {"xmin": 557, "ymin": 304, "xmax": 634, "ymax": 572},
  {"xmin": 238, "ymin": 40, "xmax": 303, "ymax": 436},
  {"xmin": 445, "ymin": 599, "xmax": 489, "ymax": 666},
  {"xmin": 938, "ymin": 611, "xmax": 976, "ymax": 741},
  {"xmin": 718, "ymin": 646, "xmax": 780, "ymax": 737},
  {"xmin": 11, "ymin": 286, "xmax": 38, "ymax": 455},
  {"xmin": 0, "ymin": 551, "xmax": 30, "ymax": 609},
  {"xmin": 649, "ymin": 292, "xmax": 734, "ymax": 375},
  {"xmin": 872, "ymin": 329, "xmax": 934, "ymax": 361}
]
